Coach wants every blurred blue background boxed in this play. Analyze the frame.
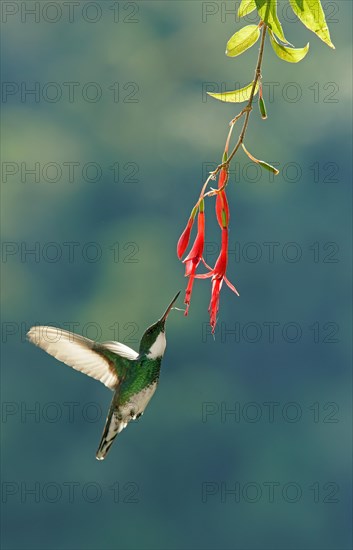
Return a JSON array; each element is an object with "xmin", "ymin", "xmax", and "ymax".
[{"xmin": 1, "ymin": 1, "xmax": 352, "ymax": 549}]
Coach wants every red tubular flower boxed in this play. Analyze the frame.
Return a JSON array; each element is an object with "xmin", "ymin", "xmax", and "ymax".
[
  {"xmin": 197, "ymin": 226, "xmax": 239, "ymax": 332},
  {"xmin": 216, "ymin": 168, "xmax": 230, "ymax": 230},
  {"xmin": 176, "ymin": 124, "xmax": 240, "ymax": 332},
  {"xmin": 177, "ymin": 217, "xmax": 194, "ymax": 259},
  {"xmin": 215, "ymin": 150, "xmax": 230, "ymax": 229},
  {"xmin": 177, "ymin": 205, "xmax": 199, "ymax": 259},
  {"xmin": 209, "ymin": 228, "xmax": 239, "ymax": 331},
  {"xmin": 216, "ymin": 189, "xmax": 229, "ymax": 228},
  {"xmin": 182, "ymin": 203, "xmax": 205, "ymax": 314}
]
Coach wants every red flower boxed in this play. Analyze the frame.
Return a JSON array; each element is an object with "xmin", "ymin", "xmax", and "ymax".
[
  {"xmin": 215, "ymin": 167, "xmax": 230, "ymax": 229},
  {"xmin": 177, "ymin": 217, "xmax": 194, "ymax": 259},
  {"xmin": 197, "ymin": 226, "xmax": 239, "ymax": 332},
  {"xmin": 176, "ymin": 125, "xmax": 240, "ymax": 333},
  {"xmin": 182, "ymin": 204, "xmax": 205, "ymax": 314}
]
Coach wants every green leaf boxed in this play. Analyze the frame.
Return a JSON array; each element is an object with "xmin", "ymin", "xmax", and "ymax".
[
  {"xmin": 289, "ymin": 0, "xmax": 335, "ymax": 48},
  {"xmin": 270, "ymin": 32, "xmax": 309, "ymax": 62},
  {"xmin": 207, "ymin": 81, "xmax": 259, "ymax": 103},
  {"xmin": 242, "ymin": 143, "xmax": 279, "ymax": 174},
  {"xmin": 226, "ymin": 25, "xmax": 261, "ymax": 57},
  {"xmin": 255, "ymin": 0, "xmax": 290, "ymax": 44},
  {"xmin": 258, "ymin": 160, "xmax": 280, "ymax": 174},
  {"xmin": 238, "ymin": 0, "xmax": 257, "ymax": 18}
]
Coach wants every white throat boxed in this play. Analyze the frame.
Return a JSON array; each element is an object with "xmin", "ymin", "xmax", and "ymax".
[{"xmin": 147, "ymin": 332, "xmax": 166, "ymax": 359}]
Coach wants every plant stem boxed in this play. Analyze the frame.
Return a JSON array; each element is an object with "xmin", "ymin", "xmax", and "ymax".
[
  {"xmin": 226, "ymin": 24, "xmax": 267, "ymax": 165},
  {"xmin": 200, "ymin": 24, "xmax": 268, "ymax": 199}
]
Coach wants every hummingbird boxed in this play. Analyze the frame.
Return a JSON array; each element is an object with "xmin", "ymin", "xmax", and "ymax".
[{"xmin": 27, "ymin": 292, "xmax": 180, "ymax": 460}]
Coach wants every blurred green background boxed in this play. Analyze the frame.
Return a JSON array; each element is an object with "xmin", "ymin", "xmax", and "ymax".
[{"xmin": 1, "ymin": 1, "xmax": 352, "ymax": 549}]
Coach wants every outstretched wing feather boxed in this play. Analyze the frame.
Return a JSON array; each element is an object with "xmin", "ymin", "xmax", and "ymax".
[
  {"xmin": 27, "ymin": 326, "xmax": 122, "ymax": 390},
  {"xmin": 101, "ymin": 341, "xmax": 138, "ymax": 360}
]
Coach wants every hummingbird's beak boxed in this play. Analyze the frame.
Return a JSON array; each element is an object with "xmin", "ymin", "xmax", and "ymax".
[{"xmin": 160, "ymin": 291, "xmax": 181, "ymax": 324}]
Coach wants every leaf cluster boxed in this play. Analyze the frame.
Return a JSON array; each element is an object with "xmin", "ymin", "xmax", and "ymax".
[{"xmin": 209, "ymin": 0, "xmax": 334, "ymax": 104}]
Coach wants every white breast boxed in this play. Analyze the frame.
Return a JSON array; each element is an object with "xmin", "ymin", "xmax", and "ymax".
[
  {"xmin": 121, "ymin": 383, "xmax": 158, "ymax": 420},
  {"xmin": 147, "ymin": 332, "xmax": 166, "ymax": 359}
]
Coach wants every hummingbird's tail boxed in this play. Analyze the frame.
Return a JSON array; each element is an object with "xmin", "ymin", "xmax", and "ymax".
[{"xmin": 96, "ymin": 400, "xmax": 126, "ymax": 461}]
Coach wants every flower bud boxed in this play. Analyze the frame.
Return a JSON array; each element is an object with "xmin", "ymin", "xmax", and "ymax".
[
  {"xmin": 259, "ymin": 96, "xmax": 267, "ymax": 119},
  {"xmin": 177, "ymin": 218, "xmax": 193, "ymax": 259}
]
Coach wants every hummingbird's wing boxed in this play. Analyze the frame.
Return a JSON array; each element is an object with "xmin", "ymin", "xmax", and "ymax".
[
  {"xmin": 100, "ymin": 341, "xmax": 138, "ymax": 360},
  {"xmin": 27, "ymin": 326, "xmax": 138, "ymax": 390}
]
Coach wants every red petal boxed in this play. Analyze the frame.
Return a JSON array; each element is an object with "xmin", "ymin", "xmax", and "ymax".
[
  {"xmin": 215, "ymin": 192, "xmax": 230, "ymax": 229},
  {"xmin": 183, "ymin": 211, "xmax": 205, "ymax": 263},
  {"xmin": 184, "ymin": 277, "xmax": 195, "ymax": 315},
  {"xmin": 209, "ymin": 278, "xmax": 222, "ymax": 333},
  {"xmin": 195, "ymin": 271, "xmax": 213, "ymax": 279},
  {"xmin": 224, "ymin": 276, "xmax": 240, "ymax": 296},
  {"xmin": 218, "ymin": 168, "xmax": 228, "ymax": 189},
  {"xmin": 177, "ymin": 218, "xmax": 194, "ymax": 259},
  {"xmin": 201, "ymin": 257, "xmax": 213, "ymax": 271},
  {"xmin": 216, "ymin": 171, "xmax": 230, "ymax": 229}
]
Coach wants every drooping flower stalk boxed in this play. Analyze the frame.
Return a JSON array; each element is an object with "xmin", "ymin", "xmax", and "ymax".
[
  {"xmin": 176, "ymin": 135, "xmax": 240, "ymax": 331},
  {"xmin": 177, "ymin": 23, "xmax": 268, "ymax": 332},
  {"xmin": 177, "ymin": 129, "xmax": 240, "ymax": 331},
  {"xmin": 176, "ymin": 3, "xmax": 334, "ymax": 334}
]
